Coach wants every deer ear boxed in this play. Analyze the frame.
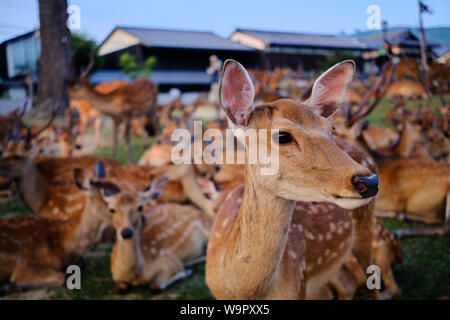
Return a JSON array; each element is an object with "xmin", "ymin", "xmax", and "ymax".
[
  {"xmin": 140, "ymin": 176, "xmax": 169, "ymax": 202},
  {"xmin": 98, "ymin": 182, "xmax": 121, "ymax": 198},
  {"xmin": 310, "ymin": 60, "xmax": 355, "ymax": 118},
  {"xmin": 219, "ymin": 59, "xmax": 255, "ymax": 127},
  {"xmin": 94, "ymin": 160, "xmax": 106, "ymax": 179}
]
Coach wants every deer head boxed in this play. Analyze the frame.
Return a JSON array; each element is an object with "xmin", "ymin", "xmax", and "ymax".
[
  {"xmin": 219, "ymin": 59, "xmax": 378, "ymax": 209},
  {"xmin": 102, "ymin": 176, "xmax": 168, "ymax": 240}
]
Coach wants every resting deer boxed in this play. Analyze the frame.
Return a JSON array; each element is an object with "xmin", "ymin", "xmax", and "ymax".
[
  {"xmin": 69, "ymin": 58, "xmax": 158, "ymax": 163},
  {"xmin": 205, "ymin": 60, "xmax": 380, "ymax": 299},
  {"xmin": 0, "ymin": 135, "xmax": 117, "ymax": 220},
  {"xmin": 0, "ymin": 166, "xmax": 112, "ymax": 294},
  {"xmin": 88, "ymin": 174, "xmax": 211, "ymax": 292}
]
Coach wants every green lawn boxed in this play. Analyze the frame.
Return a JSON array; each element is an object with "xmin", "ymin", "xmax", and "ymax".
[{"xmin": 0, "ymin": 96, "xmax": 449, "ymax": 300}]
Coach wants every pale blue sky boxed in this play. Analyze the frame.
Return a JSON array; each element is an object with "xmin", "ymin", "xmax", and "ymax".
[{"xmin": 0, "ymin": 0, "xmax": 449, "ymax": 43}]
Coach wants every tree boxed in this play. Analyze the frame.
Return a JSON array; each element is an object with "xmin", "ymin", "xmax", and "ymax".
[
  {"xmin": 36, "ymin": 0, "xmax": 73, "ymax": 111},
  {"xmin": 72, "ymin": 33, "xmax": 103, "ymax": 76},
  {"xmin": 118, "ymin": 53, "xmax": 157, "ymax": 80}
]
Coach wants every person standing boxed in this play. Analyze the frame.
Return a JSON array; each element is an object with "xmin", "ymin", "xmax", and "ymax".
[{"xmin": 206, "ymin": 55, "xmax": 222, "ymax": 105}]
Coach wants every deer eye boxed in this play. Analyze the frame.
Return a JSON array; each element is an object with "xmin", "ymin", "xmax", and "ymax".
[
  {"xmin": 137, "ymin": 205, "xmax": 143, "ymax": 212},
  {"xmin": 273, "ymin": 132, "xmax": 292, "ymax": 144},
  {"xmin": 109, "ymin": 208, "xmax": 115, "ymax": 214},
  {"xmin": 12, "ymin": 155, "xmax": 21, "ymax": 160}
]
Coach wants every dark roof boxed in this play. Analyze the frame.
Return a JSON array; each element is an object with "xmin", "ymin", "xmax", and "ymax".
[
  {"xmin": 0, "ymin": 30, "xmax": 38, "ymax": 47},
  {"xmin": 112, "ymin": 26, "xmax": 253, "ymax": 51},
  {"xmin": 234, "ymin": 29, "xmax": 367, "ymax": 50},
  {"xmin": 357, "ymin": 29, "xmax": 438, "ymax": 49}
]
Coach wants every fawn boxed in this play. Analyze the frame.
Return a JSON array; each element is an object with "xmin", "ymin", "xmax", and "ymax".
[
  {"xmin": 84, "ymin": 170, "xmax": 211, "ymax": 292},
  {"xmin": 0, "ymin": 165, "xmax": 111, "ymax": 294}
]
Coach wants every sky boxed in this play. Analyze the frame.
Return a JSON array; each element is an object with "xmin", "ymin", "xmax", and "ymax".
[{"xmin": 0, "ymin": 0, "xmax": 449, "ymax": 43}]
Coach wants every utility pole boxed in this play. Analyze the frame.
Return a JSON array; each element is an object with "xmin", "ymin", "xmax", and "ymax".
[
  {"xmin": 418, "ymin": 0, "xmax": 429, "ymax": 71},
  {"xmin": 418, "ymin": 0, "xmax": 432, "ymax": 94}
]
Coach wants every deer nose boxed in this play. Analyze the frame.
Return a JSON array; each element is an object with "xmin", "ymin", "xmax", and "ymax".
[
  {"xmin": 121, "ymin": 228, "xmax": 133, "ymax": 239},
  {"xmin": 351, "ymin": 174, "xmax": 378, "ymax": 198}
]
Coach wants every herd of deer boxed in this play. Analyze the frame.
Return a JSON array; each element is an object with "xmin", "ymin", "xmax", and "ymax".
[{"xmin": 0, "ymin": 55, "xmax": 448, "ymax": 300}]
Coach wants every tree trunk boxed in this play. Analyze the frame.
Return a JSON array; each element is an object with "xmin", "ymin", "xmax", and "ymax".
[{"xmin": 36, "ymin": 0, "xmax": 72, "ymax": 112}]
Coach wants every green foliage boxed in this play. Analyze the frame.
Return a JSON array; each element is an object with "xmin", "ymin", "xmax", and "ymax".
[
  {"xmin": 316, "ymin": 51, "xmax": 357, "ymax": 75},
  {"xmin": 118, "ymin": 53, "xmax": 157, "ymax": 80},
  {"xmin": 71, "ymin": 33, "xmax": 104, "ymax": 76}
]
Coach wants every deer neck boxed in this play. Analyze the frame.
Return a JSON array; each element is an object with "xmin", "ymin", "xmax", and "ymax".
[
  {"xmin": 15, "ymin": 159, "xmax": 51, "ymax": 213},
  {"xmin": 114, "ymin": 231, "xmax": 143, "ymax": 280},
  {"xmin": 220, "ymin": 165, "xmax": 295, "ymax": 298},
  {"xmin": 394, "ymin": 125, "xmax": 420, "ymax": 157},
  {"xmin": 63, "ymin": 196, "xmax": 105, "ymax": 258}
]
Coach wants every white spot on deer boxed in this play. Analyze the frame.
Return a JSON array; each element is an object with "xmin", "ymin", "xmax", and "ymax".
[
  {"xmin": 326, "ymin": 232, "xmax": 332, "ymax": 241},
  {"xmin": 288, "ymin": 250, "xmax": 297, "ymax": 259},
  {"xmin": 343, "ymin": 221, "xmax": 350, "ymax": 229},
  {"xmin": 222, "ymin": 217, "xmax": 229, "ymax": 228},
  {"xmin": 317, "ymin": 257, "xmax": 323, "ymax": 266},
  {"xmin": 329, "ymin": 222, "xmax": 336, "ymax": 233},
  {"xmin": 325, "ymin": 249, "xmax": 330, "ymax": 256},
  {"xmin": 52, "ymin": 207, "xmax": 59, "ymax": 215},
  {"xmin": 331, "ymin": 252, "xmax": 338, "ymax": 259},
  {"xmin": 318, "ymin": 234, "xmax": 324, "ymax": 242},
  {"xmin": 305, "ymin": 229, "xmax": 316, "ymax": 240}
]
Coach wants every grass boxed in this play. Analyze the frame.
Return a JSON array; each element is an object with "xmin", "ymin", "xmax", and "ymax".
[{"xmin": 0, "ymin": 96, "xmax": 449, "ymax": 300}]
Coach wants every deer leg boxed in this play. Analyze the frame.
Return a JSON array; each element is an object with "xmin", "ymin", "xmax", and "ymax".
[
  {"xmin": 393, "ymin": 191, "xmax": 450, "ymax": 238},
  {"xmin": 184, "ymin": 255, "xmax": 206, "ymax": 267},
  {"xmin": 78, "ymin": 117, "xmax": 87, "ymax": 147},
  {"xmin": 148, "ymin": 254, "xmax": 192, "ymax": 292},
  {"xmin": 93, "ymin": 117, "xmax": 102, "ymax": 149},
  {"xmin": 151, "ymin": 269, "xmax": 194, "ymax": 292},
  {"xmin": 125, "ymin": 119, "xmax": 133, "ymax": 164},
  {"xmin": 112, "ymin": 118, "xmax": 120, "ymax": 160},
  {"xmin": 6, "ymin": 263, "xmax": 65, "ymax": 294}
]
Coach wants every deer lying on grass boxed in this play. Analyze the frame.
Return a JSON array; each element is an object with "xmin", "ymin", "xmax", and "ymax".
[
  {"xmin": 0, "ymin": 135, "xmax": 117, "ymax": 220},
  {"xmin": 0, "ymin": 166, "xmax": 113, "ymax": 294},
  {"xmin": 79, "ymin": 168, "xmax": 211, "ymax": 292},
  {"xmin": 205, "ymin": 60, "xmax": 380, "ymax": 299},
  {"xmin": 385, "ymin": 80, "xmax": 427, "ymax": 100},
  {"xmin": 69, "ymin": 58, "xmax": 158, "ymax": 163}
]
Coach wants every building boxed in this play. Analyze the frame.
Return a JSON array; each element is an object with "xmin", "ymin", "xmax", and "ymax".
[
  {"xmin": 96, "ymin": 26, "xmax": 257, "ymax": 91},
  {"xmin": 0, "ymin": 30, "xmax": 39, "ymax": 100},
  {"xmin": 0, "ymin": 30, "xmax": 40, "ymax": 81},
  {"xmin": 355, "ymin": 29, "xmax": 437, "ymax": 72},
  {"xmin": 230, "ymin": 28, "xmax": 367, "ymax": 73}
]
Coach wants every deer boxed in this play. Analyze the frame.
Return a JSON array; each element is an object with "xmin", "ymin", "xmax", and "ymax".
[
  {"xmin": 69, "ymin": 57, "xmax": 158, "ymax": 163},
  {"xmin": 0, "ymin": 132, "xmax": 118, "ymax": 220},
  {"xmin": 385, "ymin": 80, "xmax": 427, "ymax": 100},
  {"xmin": 205, "ymin": 59, "xmax": 381, "ymax": 300},
  {"xmin": 80, "ymin": 168, "xmax": 211, "ymax": 293},
  {"xmin": 0, "ymin": 165, "xmax": 114, "ymax": 295}
]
